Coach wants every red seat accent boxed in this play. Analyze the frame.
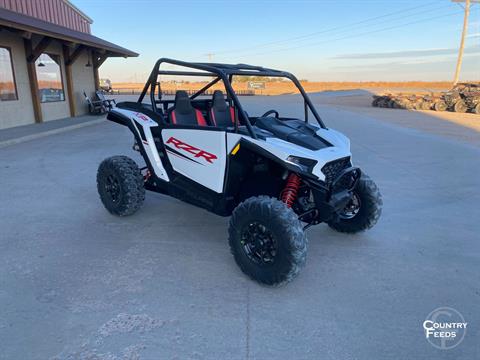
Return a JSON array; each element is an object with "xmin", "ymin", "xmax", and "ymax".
[
  {"xmin": 170, "ymin": 109, "xmax": 206, "ymax": 126},
  {"xmin": 209, "ymin": 90, "xmax": 237, "ymax": 127},
  {"xmin": 229, "ymin": 107, "xmax": 235, "ymax": 124},
  {"xmin": 210, "ymin": 109, "xmax": 217, "ymax": 126},
  {"xmin": 169, "ymin": 90, "xmax": 207, "ymax": 127},
  {"xmin": 210, "ymin": 106, "xmax": 235, "ymax": 127},
  {"xmin": 195, "ymin": 109, "xmax": 207, "ymax": 126}
]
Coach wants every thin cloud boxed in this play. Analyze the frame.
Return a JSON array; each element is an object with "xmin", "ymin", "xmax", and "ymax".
[
  {"xmin": 467, "ymin": 32, "xmax": 480, "ymax": 38},
  {"xmin": 332, "ymin": 47, "xmax": 480, "ymax": 60},
  {"xmin": 332, "ymin": 53, "xmax": 479, "ymax": 70}
]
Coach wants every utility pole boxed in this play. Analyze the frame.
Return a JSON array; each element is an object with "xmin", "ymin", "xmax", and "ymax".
[
  {"xmin": 452, "ymin": 0, "xmax": 472, "ymax": 85},
  {"xmin": 206, "ymin": 54, "xmax": 215, "ymax": 80}
]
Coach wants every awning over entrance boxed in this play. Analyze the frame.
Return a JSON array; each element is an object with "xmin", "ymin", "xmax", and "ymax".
[
  {"xmin": 0, "ymin": 7, "xmax": 138, "ymax": 57},
  {"xmin": 0, "ymin": 7, "xmax": 138, "ymax": 123}
]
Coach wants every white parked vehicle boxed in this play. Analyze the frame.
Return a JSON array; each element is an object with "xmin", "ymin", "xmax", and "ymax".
[
  {"xmin": 99, "ymin": 78, "xmax": 113, "ymax": 93},
  {"xmin": 97, "ymin": 58, "xmax": 382, "ymax": 286}
]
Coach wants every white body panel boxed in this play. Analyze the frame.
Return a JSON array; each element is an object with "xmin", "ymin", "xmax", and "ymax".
[
  {"xmin": 316, "ymin": 128, "xmax": 350, "ymax": 151},
  {"xmin": 162, "ymin": 129, "xmax": 227, "ymax": 193},
  {"xmin": 112, "ymin": 108, "xmax": 170, "ymax": 181},
  {"xmin": 227, "ymin": 128, "xmax": 351, "ymax": 182},
  {"xmin": 113, "ymin": 108, "xmax": 353, "ymax": 190}
]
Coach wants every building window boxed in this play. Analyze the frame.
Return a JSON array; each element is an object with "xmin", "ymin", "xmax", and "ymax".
[
  {"xmin": 0, "ymin": 47, "xmax": 18, "ymax": 101},
  {"xmin": 35, "ymin": 53, "xmax": 65, "ymax": 103}
]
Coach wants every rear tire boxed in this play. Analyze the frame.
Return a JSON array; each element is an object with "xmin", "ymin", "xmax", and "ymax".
[
  {"xmin": 97, "ymin": 156, "xmax": 145, "ymax": 216},
  {"xmin": 228, "ymin": 196, "xmax": 307, "ymax": 286},
  {"xmin": 328, "ymin": 173, "xmax": 382, "ymax": 233}
]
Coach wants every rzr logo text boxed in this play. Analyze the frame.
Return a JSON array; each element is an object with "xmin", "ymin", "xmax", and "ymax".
[
  {"xmin": 166, "ymin": 137, "xmax": 217, "ymax": 164},
  {"xmin": 135, "ymin": 112, "xmax": 151, "ymax": 122}
]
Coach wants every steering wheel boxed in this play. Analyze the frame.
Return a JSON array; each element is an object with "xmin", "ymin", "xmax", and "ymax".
[{"xmin": 261, "ymin": 110, "xmax": 279, "ymax": 118}]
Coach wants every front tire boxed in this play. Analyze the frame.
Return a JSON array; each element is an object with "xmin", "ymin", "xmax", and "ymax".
[
  {"xmin": 403, "ymin": 101, "xmax": 415, "ymax": 110},
  {"xmin": 434, "ymin": 101, "xmax": 447, "ymax": 112},
  {"xmin": 454, "ymin": 100, "xmax": 468, "ymax": 113},
  {"xmin": 97, "ymin": 156, "xmax": 145, "ymax": 216},
  {"xmin": 228, "ymin": 196, "xmax": 307, "ymax": 286},
  {"xmin": 474, "ymin": 103, "xmax": 480, "ymax": 115},
  {"xmin": 414, "ymin": 101, "xmax": 424, "ymax": 110},
  {"xmin": 328, "ymin": 173, "xmax": 382, "ymax": 233},
  {"xmin": 420, "ymin": 101, "xmax": 432, "ymax": 110},
  {"xmin": 377, "ymin": 98, "xmax": 388, "ymax": 108}
]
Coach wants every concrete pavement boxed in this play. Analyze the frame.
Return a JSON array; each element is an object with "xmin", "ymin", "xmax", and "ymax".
[
  {"xmin": 0, "ymin": 94, "xmax": 479, "ymax": 359},
  {"xmin": 0, "ymin": 115, "xmax": 105, "ymax": 149}
]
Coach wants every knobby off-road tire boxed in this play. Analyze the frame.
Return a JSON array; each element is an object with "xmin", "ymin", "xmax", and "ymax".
[
  {"xmin": 404, "ymin": 101, "xmax": 415, "ymax": 110},
  {"xmin": 420, "ymin": 101, "xmax": 432, "ymax": 111},
  {"xmin": 328, "ymin": 173, "xmax": 382, "ymax": 234},
  {"xmin": 387, "ymin": 100, "xmax": 397, "ymax": 108},
  {"xmin": 97, "ymin": 156, "xmax": 145, "ymax": 216},
  {"xmin": 377, "ymin": 99, "xmax": 388, "ymax": 108},
  {"xmin": 453, "ymin": 100, "xmax": 468, "ymax": 113},
  {"xmin": 228, "ymin": 196, "xmax": 307, "ymax": 286},
  {"xmin": 434, "ymin": 101, "xmax": 447, "ymax": 112},
  {"xmin": 474, "ymin": 103, "xmax": 480, "ymax": 115},
  {"xmin": 414, "ymin": 101, "xmax": 424, "ymax": 110},
  {"xmin": 392, "ymin": 101, "xmax": 404, "ymax": 109}
]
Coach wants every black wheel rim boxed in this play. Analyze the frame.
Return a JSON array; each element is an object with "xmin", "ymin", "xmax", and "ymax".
[
  {"xmin": 105, "ymin": 174, "xmax": 121, "ymax": 203},
  {"xmin": 241, "ymin": 222, "xmax": 277, "ymax": 265},
  {"xmin": 339, "ymin": 193, "xmax": 361, "ymax": 219}
]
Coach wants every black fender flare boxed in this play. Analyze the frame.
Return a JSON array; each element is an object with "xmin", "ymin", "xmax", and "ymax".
[
  {"xmin": 106, "ymin": 110, "xmax": 157, "ymax": 176},
  {"xmin": 237, "ymin": 138, "xmax": 318, "ymax": 180}
]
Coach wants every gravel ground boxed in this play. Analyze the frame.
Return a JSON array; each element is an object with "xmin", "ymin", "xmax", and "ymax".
[{"xmin": 0, "ymin": 92, "xmax": 479, "ymax": 359}]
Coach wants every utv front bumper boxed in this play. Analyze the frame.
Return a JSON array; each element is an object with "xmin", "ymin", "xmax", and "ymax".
[{"xmin": 307, "ymin": 166, "xmax": 361, "ymax": 222}]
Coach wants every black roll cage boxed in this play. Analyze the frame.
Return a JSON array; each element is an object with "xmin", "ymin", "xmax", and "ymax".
[{"xmin": 138, "ymin": 58, "xmax": 326, "ymax": 139}]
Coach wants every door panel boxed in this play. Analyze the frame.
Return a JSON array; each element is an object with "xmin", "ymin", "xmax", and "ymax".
[{"xmin": 161, "ymin": 129, "xmax": 226, "ymax": 193}]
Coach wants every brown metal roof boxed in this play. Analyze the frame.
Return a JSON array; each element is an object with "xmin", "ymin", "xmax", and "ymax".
[
  {"xmin": 0, "ymin": 7, "xmax": 138, "ymax": 57},
  {"xmin": 0, "ymin": 0, "xmax": 93, "ymax": 33}
]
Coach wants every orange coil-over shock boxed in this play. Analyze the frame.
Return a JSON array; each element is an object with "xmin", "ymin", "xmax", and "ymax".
[{"xmin": 280, "ymin": 173, "xmax": 301, "ymax": 208}]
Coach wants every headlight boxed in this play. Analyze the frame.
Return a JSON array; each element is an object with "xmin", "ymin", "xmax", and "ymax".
[{"xmin": 285, "ymin": 155, "xmax": 317, "ymax": 172}]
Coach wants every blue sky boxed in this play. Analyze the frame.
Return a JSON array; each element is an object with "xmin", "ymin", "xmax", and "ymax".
[{"xmin": 73, "ymin": 0, "xmax": 479, "ymax": 82}]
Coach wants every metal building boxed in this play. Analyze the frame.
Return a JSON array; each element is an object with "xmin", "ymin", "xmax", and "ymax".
[{"xmin": 0, "ymin": 0, "xmax": 137, "ymax": 129}]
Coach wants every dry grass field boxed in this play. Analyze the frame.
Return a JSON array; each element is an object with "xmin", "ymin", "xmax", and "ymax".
[{"xmin": 112, "ymin": 81, "xmax": 455, "ymax": 96}]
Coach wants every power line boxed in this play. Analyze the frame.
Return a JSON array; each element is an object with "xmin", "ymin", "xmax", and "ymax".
[
  {"xmin": 207, "ymin": 1, "xmax": 442, "ymax": 56},
  {"xmin": 277, "ymin": 3, "xmax": 453, "ymax": 46},
  {"xmin": 224, "ymin": 10, "xmax": 464, "ymax": 59}
]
